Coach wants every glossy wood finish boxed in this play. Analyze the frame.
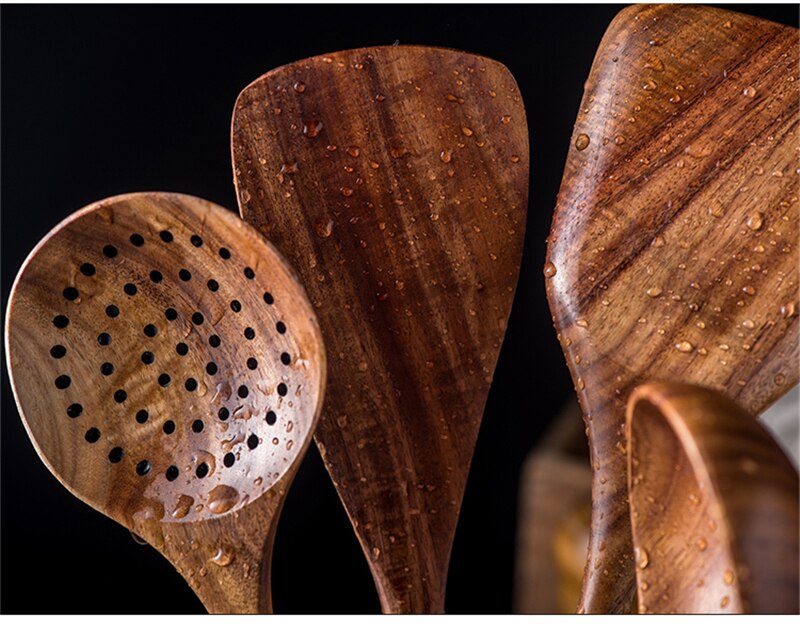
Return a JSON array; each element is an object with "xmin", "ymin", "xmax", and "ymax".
[
  {"xmin": 5, "ymin": 192, "xmax": 325, "ymax": 613},
  {"xmin": 545, "ymin": 5, "xmax": 799, "ymax": 613},
  {"xmin": 232, "ymin": 46, "xmax": 528, "ymax": 613},
  {"xmin": 627, "ymin": 382, "xmax": 799, "ymax": 614}
]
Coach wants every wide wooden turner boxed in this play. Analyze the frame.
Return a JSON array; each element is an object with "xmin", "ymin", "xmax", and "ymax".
[
  {"xmin": 232, "ymin": 46, "xmax": 528, "ymax": 612},
  {"xmin": 545, "ymin": 5, "xmax": 799, "ymax": 613},
  {"xmin": 5, "ymin": 192, "xmax": 326, "ymax": 613}
]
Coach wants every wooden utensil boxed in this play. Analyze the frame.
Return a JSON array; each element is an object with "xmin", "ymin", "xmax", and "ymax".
[
  {"xmin": 627, "ymin": 382, "xmax": 799, "ymax": 614},
  {"xmin": 4, "ymin": 192, "xmax": 325, "ymax": 613},
  {"xmin": 544, "ymin": 4, "xmax": 799, "ymax": 613},
  {"xmin": 232, "ymin": 46, "xmax": 528, "ymax": 613}
]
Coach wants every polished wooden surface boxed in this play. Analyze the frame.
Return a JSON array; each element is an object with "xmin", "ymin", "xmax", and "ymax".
[
  {"xmin": 5, "ymin": 192, "xmax": 326, "ymax": 613},
  {"xmin": 233, "ymin": 46, "xmax": 529, "ymax": 612},
  {"xmin": 545, "ymin": 5, "xmax": 800, "ymax": 613},
  {"xmin": 628, "ymin": 382, "xmax": 799, "ymax": 614}
]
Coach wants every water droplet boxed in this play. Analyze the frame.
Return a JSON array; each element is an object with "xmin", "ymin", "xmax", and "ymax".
[
  {"xmin": 646, "ymin": 287, "xmax": 663, "ymax": 298},
  {"xmin": 723, "ymin": 569, "xmax": 735, "ymax": 585},
  {"xmin": 440, "ymin": 149, "xmax": 452, "ymax": 163},
  {"xmin": 708, "ymin": 203, "xmax": 725, "ymax": 218},
  {"xmin": 510, "ymin": 155, "xmax": 521, "ymax": 163},
  {"xmin": 501, "ymin": 115, "xmax": 511, "ymax": 124},
  {"xmin": 747, "ymin": 212, "xmax": 764, "ymax": 231},
  {"xmin": 781, "ymin": 301, "xmax": 798, "ymax": 318},
  {"xmin": 544, "ymin": 262, "xmax": 557, "ymax": 278},
  {"xmin": 461, "ymin": 127, "xmax": 473, "ymax": 137},
  {"xmin": 644, "ymin": 58, "xmax": 664, "ymax": 72},
  {"xmin": 742, "ymin": 319, "xmax": 755, "ymax": 329},
  {"xmin": 130, "ymin": 531, "xmax": 148, "ymax": 546},
  {"xmin": 293, "ymin": 81, "xmax": 306, "ymax": 93},
  {"xmin": 280, "ymin": 161, "xmax": 298, "ymax": 175},
  {"xmin": 240, "ymin": 189, "xmax": 251, "ymax": 203},
  {"xmin": 303, "ymin": 119, "xmax": 323, "ymax": 138},
  {"xmin": 697, "ymin": 537, "xmax": 708, "ymax": 551},
  {"xmin": 742, "ymin": 285, "xmax": 756, "ymax": 296},
  {"xmin": 675, "ymin": 341, "xmax": 694, "ymax": 353},
  {"xmin": 614, "ymin": 135, "xmax": 626, "ymax": 145},
  {"xmin": 737, "ymin": 456, "xmax": 760, "ymax": 477},
  {"xmin": 643, "ymin": 79, "xmax": 658, "ymax": 91},
  {"xmin": 576, "ymin": 319, "xmax": 589, "ymax": 328},
  {"xmin": 172, "ymin": 495, "xmax": 194, "ymax": 519},
  {"xmin": 720, "ymin": 596, "xmax": 730, "ymax": 608},
  {"xmin": 636, "ymin": 546, "xmax": 650, "ymax": 569},
  {"xmin": 315, "ymin": 219, "xmax": 334, "ymax": 238},
  {"xmin": 211, "ymin": 546, "xmax": 234, "ymax": 567},
  {"xmin": 340, "ymin": 186, "xmax": 354, "ymax": 197},
  {"xmin": 375, "ymin": 93, "xmax": 386, "ymax": 102},
  {"xmin": 346, "ymin": 146, "xmax": 360, "ymax": 157},
  {"xmin": 743, "ymin": 85, "xmax": 757, "ymax": 98},
  {"xmin": 652, "ymin": 235, "xmax": 665, "ymax": 248},
  {"xmin": 575, "ymin": 133, "xmax": 590, "ymax": 151},
  {"xmin": 208, "ymin": 485, "xmax": 240, "ymax": 515}
]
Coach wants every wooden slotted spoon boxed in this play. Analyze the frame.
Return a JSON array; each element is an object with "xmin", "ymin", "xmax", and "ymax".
[
  {"xmin": 232, "ymin": 46, "xmax": 529, "ymax": 613},
  {"xmin": 4, "ymin": 192, "xmax": 325, "ymax": 613},
  {"xmin": 627, "ymin": 382, "xmax": 799, "ymax": 613},
  {"xmin": 545, "ymin": 5, "xmax": 799, "ymax": 613}
]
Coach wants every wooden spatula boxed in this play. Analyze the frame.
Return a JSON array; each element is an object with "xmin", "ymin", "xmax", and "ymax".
[
  {"xmin": 627, "ymin": 382, "xmax": 799, "ymax": 614},
  {"xmin": 4, "ymin": 192, "xmax": 325, "ymax": 613},
  {"xmin": 544, "ymin": 4, "xmax": 799, "ymax": 613},
  {"xmin": 232, "ymin": 46, "xmax": 528, "ymax": 613}
]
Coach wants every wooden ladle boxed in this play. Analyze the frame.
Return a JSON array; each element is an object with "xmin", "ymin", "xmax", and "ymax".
[
  {"xmin": 4, "ymin": 192, "xmax": 325, "ymax": 613},
  {"xmin": 232, "ymin": 46, "xmax": 529, "ymax": 613},
  {"xmin": 627, "ymin": 382, "xmax": 799, "ymax": 613},
  {"xmin": 545, "ymin": 4, "xmax": 799, "ymax": 613}
]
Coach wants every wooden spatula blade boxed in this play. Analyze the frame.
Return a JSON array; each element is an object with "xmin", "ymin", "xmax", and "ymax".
[
  {"xmin": 233, "ymin": 46, "xmax": 528, "ymax": 612},
  {"xmin": 545, "ymin": 5, "xmax": 799, "ymax": 613}
]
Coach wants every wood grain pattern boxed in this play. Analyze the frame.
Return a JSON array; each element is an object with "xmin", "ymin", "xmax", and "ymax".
[
  {"xmin": 544, "ymin": 5, "xmax": 799, "ymax": 613},
  {"xmin": 5, "ymin": 192, "xmax": 326, "ymax": 613},
  {"xmin": 232, "ymin": 46, "xmax": 528, "ymax": 613},
  {"xmin": 627, "ymin": 382, "xmax": 799, "ymax": 614}
]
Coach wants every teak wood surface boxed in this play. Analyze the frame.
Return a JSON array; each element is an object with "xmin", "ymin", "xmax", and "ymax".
[
  {"xmin": 545, "ymin": 5, "xmax": 799, "ymax": 613},
  {"xmin": 5, "ymin": 192, "xmax": 326, "ymax": 613},
  {"xmin": 627, "ymin": 382, "xmax": 799, "ymax": 614},
  {"xmin": 232, "ymin": 46, "xmax": 529, "ymax": 613}
]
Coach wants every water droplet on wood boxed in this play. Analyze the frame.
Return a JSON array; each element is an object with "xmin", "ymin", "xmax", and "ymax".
[{"xmin": 575, "ymin": 133, "xmax": 590, "ymax": 151}]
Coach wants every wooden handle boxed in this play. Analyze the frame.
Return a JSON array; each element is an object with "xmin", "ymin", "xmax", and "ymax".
[{"xmin": 627, "ymin": 382, "xmax": 799, "ymax": 614}]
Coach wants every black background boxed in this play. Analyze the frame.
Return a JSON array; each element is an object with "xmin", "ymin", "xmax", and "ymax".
[{"xmin": 2, "ymin": 4, "xmax": 797, "ymax": 615}]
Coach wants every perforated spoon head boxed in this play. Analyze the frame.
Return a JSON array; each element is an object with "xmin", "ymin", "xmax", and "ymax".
[
  {"xmin": 233, "ymin": 45, "xmax": 529, "ymax": 613},
  {"xmin": 5, "ymin": 192, "xmax": 325, "ymax": 613}
]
